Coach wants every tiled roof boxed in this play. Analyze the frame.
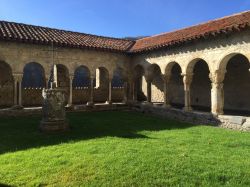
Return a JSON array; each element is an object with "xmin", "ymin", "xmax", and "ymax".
[
  {"xmin": 0, "ymin": 10, "xmax": 249, "ymax": 53},
  {"xmin": 130, "ymin": 10, "xmax": 250, "ymax": 53},
  {"xmin": 0, "ymin": 21, "xmax": 135, "ymax": 52}
]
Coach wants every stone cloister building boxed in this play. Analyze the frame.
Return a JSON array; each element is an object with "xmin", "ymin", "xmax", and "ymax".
[{"xmin": 0, "ymin": 10, "xmax": 250, "ymax": 120}]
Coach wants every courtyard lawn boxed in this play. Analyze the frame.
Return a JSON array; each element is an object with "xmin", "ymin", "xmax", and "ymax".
[{"xmin": 0, "ymin": 112, "xmax": 250, "ymax": 186}]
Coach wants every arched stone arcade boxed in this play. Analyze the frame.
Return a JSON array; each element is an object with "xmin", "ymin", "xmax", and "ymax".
[
  {"xmin": 95, "ymin": 67, "xmax": 110, "ymax": 103},
  {"xmin": 167, "ymin": 62, "xmax": 184, "ymax": 109},
  {"xmin": 220, "ymin": 54, "xmax": 250, "ymax": 115},
  {"xmin": 187, "ymin": 59, "xmax": 211, "ymax": 112},
  {"xmin": 22, "ymin": 62, "xmax": 46, "ymax": 107},
  {"xmin": 72, "ymin": 65, "xmax": 91, "ymax": 104},
  {"xmin": 147, "ymin": 64, "xmax": 164, "ymax": 104},
  {"xmin": 133, "ymin": 64, "xmax": 146, "ymax": 102}
]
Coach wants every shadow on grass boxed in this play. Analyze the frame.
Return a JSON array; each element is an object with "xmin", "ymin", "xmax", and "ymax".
[{"xmin": 0, "ymin": 111, "xmax": 196, "ymax": 154}]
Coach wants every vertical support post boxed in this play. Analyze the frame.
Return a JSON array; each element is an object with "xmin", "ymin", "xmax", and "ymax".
[
  {"xmin": 45, "ymin": 75, "xmax": 50, "ymax": 89},
  {"xmin": 67, "ymin": 75, "xmax": 74, "ymax": 107},
  {"xmin": 12, "ymin": 73, "xmax": 23, "ymax": 109},
  {"xmin": 123, "ymin": 81, "xmax": 128, "ymax": 104},
  {"xmin": 146, "ymin": 79, "xmax": 152, "ymax": 103},
  {"xmin": 163, "ymin": 74, "xmax": 171, "ymax": 108},
  {"xmin": 106, "ymin": 77, "xmax": 112, "ymax": 105},
  {"xmin": 13, "ymin": 79, "xmax": 18, "ymax": 106},
  {"xmin": 18, "ymin": 81, "xmax": 22, "ymax": 106},
  {"xmin": 182, "ymin": 73, "xmax": 193, "ymax": 111},
  {"xmin": 210, "ymin": 70, "xmax": 225, "ymax": 115},
  {"xmin": 87, "ymin": 76, "xmax": 95, "ymax": 106}
]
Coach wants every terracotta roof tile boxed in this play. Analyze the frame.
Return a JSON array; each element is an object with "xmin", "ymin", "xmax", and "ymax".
[
  {"xmin": 0, "ymin": 21, "xmax": 135, "ymax": 52},
  {"xmin": 0, "ymin": 10, "xmax": 249, "ymax": 53},
  {"xmin": 130, "ymin": 10, "xmax": 250, "ymax": 53}
]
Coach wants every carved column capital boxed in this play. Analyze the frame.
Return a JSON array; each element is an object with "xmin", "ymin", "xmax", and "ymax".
[
  {"xmin": 13, "ymin": 73, "xmax": 23, "ymax": 82},
  {"xmin": 209, "ymin": 70, "xmax": 226, "ymax": 84},
  {"xmin": 181, "ymin": 73, "xmax": 193, "ymax": 87},
  {"xmin": 209, "ymin": 70, "xmax": 226, "ymax": 90},
  {"xmin": 69, "ymin": 74, "xmax": 74, "ymax": 80}
]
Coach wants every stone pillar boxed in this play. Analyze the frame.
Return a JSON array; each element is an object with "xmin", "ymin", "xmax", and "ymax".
[
  {"xmin": 123, "ymin": 81, "xmax": 128, "ymax": 103},
  {"xmin": 66, "ymin": 75, "xmax": 74, "ymax": 107},
  {"xmin": 146, "ymin": 79, "xmax": 152, "ymax": 103},
  {"xmin": 182, "ymin": 73, "xmax": 193, "ymax": 111},
  {"xmin": 163, "ymin": 74, "xmax": 171, "ymax": 108},
  {"xmin": 210, "ymin": 70, "xmax": 226, "ymax": 115},
  {"xmin": 45, "ymin": 75, "xmax": 50, "ymax": 89},
  {"xmin": 18, "ymin": 81, "xmax": 22, "ymax": 106},
  {"xmin": 87, "ymin": 76, "xmax": 95, "ymax": 106},
  {"xmin": 13, "ymin": 79, "xmax": 18, "ymax": 106},
  {"xmin": 106, "ymin": 77, "xmax": 112, "ymax": 105},
  {"xmin": 12, "ymin": 73, "xmax": 23, "ymax": 109},
  {"xmin": 133, "ymin": 80, "xmax": 137, "ymax": 102}
]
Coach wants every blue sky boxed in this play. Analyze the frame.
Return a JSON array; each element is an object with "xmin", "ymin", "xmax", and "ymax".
[{"xmin": 0, "ymin": 0, "xmax": 249, "ymax": 38}]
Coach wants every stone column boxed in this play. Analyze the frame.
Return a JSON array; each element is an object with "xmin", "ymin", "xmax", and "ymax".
[
  {"xmin": 45, "ymin": 75, "xmax": 50, "ymax": 89},
  {"xmin": 18, "ymin": 80, "xmax": 22, "ymax": 106},
  {"xmin": 66, "ymin": 75, "xmax": 74, "ymax": 107},
  {"xmin": 106, "ymin": 77, "xmax": 112, "ymax": 105},
  {"xmin": 210, "ymin": 70, "xmax": 226, "ymax": 115},
  {"xmin": 146, "ymin": 79, "xmax": 152, "ymax": 103},
  {"xmin": 163, "ymin": 74, "xmax": 171, "ymax": 108},
  {"xmin": 87, "ymin": 76, "xmax": 95, "ymax": 106},
  {"xmin": 13, "ymin": 79, "xmax": 18, "ymax": 106},
  {"xmin": 12, "ymin": 73, "xmax": 23, "ymax": 109},
  {"xmin": 182, "ymin": 73, "xmax": 193, "ymax": 111},
  {"xmin": 126, "ymin": 77, "xmax": 135, "ymax": 103},
  {"xmin": 133, "ymin": 80, "xmax": 137, "ymax": 102},
  {"xmin": 123, "ymin": 81, "xmax": 128, "ymax": 104}
]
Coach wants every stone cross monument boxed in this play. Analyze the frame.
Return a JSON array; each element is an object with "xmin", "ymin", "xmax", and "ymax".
[{"xmin": 39, "ymin": 41, "xmax": 69, "ymax": 132}]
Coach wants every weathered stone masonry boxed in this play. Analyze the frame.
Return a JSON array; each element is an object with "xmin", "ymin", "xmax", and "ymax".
[{"xmin": 1, "ymin": 11, "xmax": 250, "ymax": 131}]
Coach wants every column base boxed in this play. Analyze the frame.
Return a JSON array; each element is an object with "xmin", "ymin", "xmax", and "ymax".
[
  {"xmin": 11, "ymin": 105, "xmax": 23, "ymax": 110},
  {"xmin": 86, "ymin": 101, "xmax": 94, "ymax": 107},
  {"xmin": 211, "ymin": 110, "xmax": 224, "ymax": 116},
  {"xmin": 105, "ymin": 101, "xmax": 112, "ymax": 105},
  {"xmin": 65, "ymin": 104, "xmax": 74, "ymax": 110},
  {"xmin": 183, "ymin": 106, "xmax": 193, "ymax": 112}
]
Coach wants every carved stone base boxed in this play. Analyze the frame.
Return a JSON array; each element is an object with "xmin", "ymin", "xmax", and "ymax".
[
  {"xmin": 39, "ymin": 120, "xmax": 69, "ymax": 133},
  {"xmin": 183, "ymin": 106, "xmax": 193, "ymax": 112}
]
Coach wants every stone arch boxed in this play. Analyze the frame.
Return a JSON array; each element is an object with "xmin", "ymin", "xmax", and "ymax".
[
  {"xmin": 165, "ymin": 61, "xmax": 182, "ymax": 75},
  {"xmin": 22, "ymin": 62, "xmax": 45, "ymax": 88},
  {"xmin": 72, "ymin": 65, "xmax": 90, "ymax": 104},
  {"xmin": 133, "ymin": 64, "xmax": 146, "ymax": 101},
  {"xmin": 56, "ymin": 64, "xmax": 70, "ymax": 104},
  {"xmin": 94, "ymin": 66, "xmax": 109, "ymax": 102},
  {"xmin": 221, "ymin": 53, "xmax": 250, "ymax": 114},
  {"xmin": 147, "ymin": 64, "xmax": 164, "ymax": 103},
  {"xmin": 218, "ymin": 52, "xmax": 250, "ymax": 72},
  {"xmin": 111, "ymin": 67, "xmax": 125, "ymax": 102},
  {"xmin": 112, "ymin": 67, "xmax": 125, "ymax": 87},
  {"xmin": 168, "ymin": 62, "xmax": 184, "ymax": 109},
  {"xmin": 0, "ymin": 61, "xmax": 13, "ymax": 108},
  {"xmin": 186, "ymin": 59, "xmax": 211, "ymax": 111},
  {"xmin": 22, "ymin": 62, "xmax": 45, "ymax": 107},
  {"xmin": 73, "ymin": 65, "xmax": 90, "ymax": 87}
]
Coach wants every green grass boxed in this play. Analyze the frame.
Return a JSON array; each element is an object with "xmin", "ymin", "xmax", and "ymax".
[{"xmin": 0, "ymin": 111, "xmax": 250, "ymax": 187}]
